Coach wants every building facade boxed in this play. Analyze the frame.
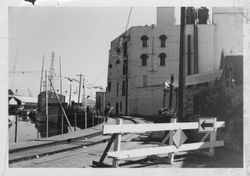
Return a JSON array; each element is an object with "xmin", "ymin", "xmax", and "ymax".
[{"xmin": 105, "ymin": 7, "xmax": 243, "ymax": 117}]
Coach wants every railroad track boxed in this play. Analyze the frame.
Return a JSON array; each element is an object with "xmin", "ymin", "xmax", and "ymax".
[
  {"xmin": 9, "ymin": 132, "xmax": 111, "ymax": 164},
  {"xmin": 9, "ymin": 116, "xmax": 143, "ymax": 164}
]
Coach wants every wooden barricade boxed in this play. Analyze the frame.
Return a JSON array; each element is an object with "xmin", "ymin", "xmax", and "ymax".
[{"xmin": 93, "ymin": 117, "xmax": 225, "ymax": 167}]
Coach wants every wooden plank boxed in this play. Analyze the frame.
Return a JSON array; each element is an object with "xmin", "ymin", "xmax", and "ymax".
[
  {"xmin": 200, "ymin": 132, "xmax": 210, "ymax": 142},
  {"xmin": 107, "ymin": 140, "xmax": 224, "ymax": 160},
  {"xmin": 112, "ymin": 119, "xmax": 122, "ymax": 168},
  {"xmin": 92, "ymin": 161, "xmax": 112, "ymax": 167},
  {"xmin": 168, "ymin": 118, "xmax": 176, "ymax": 164},
  {"xmin": 160, "ymin": 132, "xmax": 170, "ymax": 145},
  {"xmin": 97, "ymin": 134, "xmax": 117, "ymax": 167},
  {"xmin": 103, "ymin": 121, "xmax": 225, "ymax": 134},
  {"xmin": 209, "ymin": 131, "xmax": 217, "ymax": 156}
]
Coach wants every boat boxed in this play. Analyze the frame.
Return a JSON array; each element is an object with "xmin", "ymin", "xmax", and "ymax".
[{"xmin": 35, "ymin": 91, "xmax": 65, "ymax": 124}]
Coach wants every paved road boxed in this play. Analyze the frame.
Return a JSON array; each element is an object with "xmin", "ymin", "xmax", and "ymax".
[
  {"xmin": 10, "ymin": 133, "xmax": 243, "ymax": 168},
  {"xmin": 9, "ymin": 116, "xmax": 243, "ymax": 168}
]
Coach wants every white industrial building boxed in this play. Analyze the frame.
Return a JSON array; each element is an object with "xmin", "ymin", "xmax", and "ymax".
[{"xmin": 105, "ymin": 7, "xmax": 243, "ymax": 117}]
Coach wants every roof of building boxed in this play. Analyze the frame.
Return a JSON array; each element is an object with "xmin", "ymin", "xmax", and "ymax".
[
  {"xmin": 14, "ymin": 96, "xmax": 37, "ymax": 103},
  {"xmin": 136, "ymin": 70, "xmax": 222, "ymax": 89},
  {"xmin": 9, "ymin": 89, "xmax": 14, "ymax": 95}
]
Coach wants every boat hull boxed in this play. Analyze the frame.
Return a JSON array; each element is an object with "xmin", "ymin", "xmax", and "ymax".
[{"xmin": 35, "ymin": 105, "xmax": 61, "ymax": 124}]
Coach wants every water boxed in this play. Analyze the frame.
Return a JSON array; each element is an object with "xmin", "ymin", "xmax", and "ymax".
[
  {"xmin": 8, "ymin": 114, "xmax": 78, "ymax": 143},
  {"xmin": 8, "ymin": 114, "xmax": 102, "ymax": 143}
]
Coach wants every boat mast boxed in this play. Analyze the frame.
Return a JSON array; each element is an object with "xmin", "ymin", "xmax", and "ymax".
[
  {"xmin": 48, "ymin": 52, "xmax": 56, "ymax": 92},
  {"xmin": 39, "ymin": 54, "xmax": 45, "ymax": 93},
  {"xmin": 48, "ymin": 77, "xmax": 73, "ymax": 132},
  {"xmin": 45, "ymin": 70, "xmax": 48, "ymax": 137},
  {"xmin": 59, "ymin": 55, "xmax": 62, "ymax": 96},
  {"xmin": 77, "ymin": 74, "xmax": 82, "ymax": 106}
]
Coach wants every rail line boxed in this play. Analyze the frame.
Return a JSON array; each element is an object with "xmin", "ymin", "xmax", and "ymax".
[{"xmin": 9, "ymin": 117, "xmax": 141, "ymax": 164}]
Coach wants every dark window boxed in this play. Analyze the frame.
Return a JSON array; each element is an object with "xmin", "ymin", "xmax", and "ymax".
[
  {"xmin": 109, "ymin": 64, "xmax": 112, "ymax": 68},
  {"xmin": 117, "ymin": 82, "xmax": 119, "ymax": 97},
  {"xmin": 122, "ymin": 80, "xmax": 126, "ymax": 96},
  {"xmin": 123, "ymin": 42, "xmax": 128, "ymax": 57},
  {"xmin": 159, "ymin": 35, "xmax": 167, "ymax": 47},
  {"xmin": 141, "ymin": 35, "xmax": 149, "ymax": 47},
  {"xmin": 116, "ymin": 60, "xmax": 120, "ymax": 65},
  {"xmin": 116, "ymin": 47, "xmax": 120, "ymax": 54},
  {"xmin": 159, "ymin": 53, "xmax": 166, "ymax": 66},
  {"xmin": 120, "ymin": 101, "xmax": 122, "ymax": 112},
  {"xmin": 116, "ymin": 103, "xmax": 119, "ymax": 115},
  {"xmin": 108, "ymin": 81, "xmax": 111, "ymax": 92},
  {"xmin": 123, "ymin": 59, "xmax": 128, "ymax": 75},
  {"xmin": 140, "ymin": 54, "xmax": 148, "ymax": 66}
]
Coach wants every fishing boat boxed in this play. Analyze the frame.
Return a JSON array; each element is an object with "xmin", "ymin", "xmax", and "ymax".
[{"xmin": 35, "ymin": 91, "xmax": 65, "ymax": 124}]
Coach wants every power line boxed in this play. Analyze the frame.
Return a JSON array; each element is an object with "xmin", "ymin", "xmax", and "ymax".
[
  {"xmin": 9, "ymin": 70, "xmax": 41, "ymax": 74},
  {"xmin": 91, "ymin": 68, "xmax": 108, "ymax": 85},
  {"xmin": 91, "ymin": 7, "xmax": 133, "ymax": 86},
  {"xmin": 125, "ymin": 7, "xmax": 133, "ymax": 32}
]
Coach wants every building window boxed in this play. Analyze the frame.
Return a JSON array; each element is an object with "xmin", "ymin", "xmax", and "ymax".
[
  {"xmin": 159, "ymin": 53, "xmax": 166, "ymax": 66},
  {"xmin": 141, "ymin": 35, "xmax": 149, "ymax": 47},
  {"xmin": 117, "ymin": 82, "xmax": 119, "ymax": 97},
  {"xmin": 116, "ymin": 60, "xmax": 120, "ymax": 71},
  {"xmin": 116, "ymin": 47, "xmax": 121, "ymax": 54},
  {"xmin": 123, "ymin": 59, "xmax": 128, "ymax": 75},
  {"xmin": 140, "ymin": 54, "xmax": 148, "ymax": 66},
  {"xmin": 109, "ymin": 64, "xmax": 112, "ymax": 74},
  {"xmin": 123, "ymin": 42, "xmax": 128, "ymax": 57},
  {"xmin": 120, "ymin": 101, "xmax": 122, "ymax": 112},
  {"xmin": 159, "ymin": 35, "xmax": 167, "ymax": 47},
  {"xmin": 108, "ymin": 81, "xmax": 111, "ymax": 92},
  {"xmin": 122, "ymin": 80, "xmax": 126, "ymax": 96},
  {"xmin": 143, "ymin": 75, "xmax": 147, "ymax": 87},
  {"xmin": 116, "ymin": 103, "xmax": 119, "ymax": 115}
]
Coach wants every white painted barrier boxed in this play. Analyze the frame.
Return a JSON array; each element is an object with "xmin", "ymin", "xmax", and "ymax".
[{"xmin": 95, "ymin": 118, "xmax": 225, "ymax": 167}]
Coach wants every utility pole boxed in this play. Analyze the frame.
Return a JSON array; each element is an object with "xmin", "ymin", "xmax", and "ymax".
[
  {"xmin": 178, "ymin": 7, "xmax": 186, "ymax": 121},
  {"xmin": 45, "ymin": 70, "xmax": 48, "ymax": 137},
  {"xmin": 169, "ymin": 74, "xmax": 174, "ymax": 109},
  {"xmin": 39, "ymin": 54, "xmax": 45, "ymax": 93},
  {"xmin": 59, "ymin": 55, "xmax": 62, "ymax": 96},
  {"xmin": 77, "ymin": 74, "xmax": 82, "ymax": 105},
  {"xmin": 69, "ymin": 83, "xmax": 72, "ymax": 106},
  {"xmin": 83, "ymin": 76, "xmax": 87, "ymax": 129}
]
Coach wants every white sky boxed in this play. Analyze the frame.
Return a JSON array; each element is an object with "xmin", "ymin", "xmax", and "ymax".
[{"xmin": 9, "ymin": 7, "xmax": 157, "ymax": 98}]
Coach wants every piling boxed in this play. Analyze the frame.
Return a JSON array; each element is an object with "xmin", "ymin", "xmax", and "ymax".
[{"xmin": 15, "ymin": 115, "xmax": 18, "ymax": 143}]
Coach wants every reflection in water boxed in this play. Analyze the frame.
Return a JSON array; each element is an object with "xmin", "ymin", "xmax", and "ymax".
[
  {"xmin": 9, "ymin": 114, "xmax": 72, "ymax": 142},
  {"xmin": 9, "ymin": 113, "xmax": 104, "ymax": 143},
  {"xmin": 35, "ymin": 120, "xmax": 68, "ymax": 138}
]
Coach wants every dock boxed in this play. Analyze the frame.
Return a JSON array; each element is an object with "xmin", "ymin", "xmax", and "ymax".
[{"xmin": 9, "ymin": 116, "xmax": 146, "ymax": 164}]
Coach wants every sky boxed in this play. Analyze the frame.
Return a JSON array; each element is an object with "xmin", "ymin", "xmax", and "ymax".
[{"xmin": 9, "ymin": 7, "xmax": 157, "ymax": 99}]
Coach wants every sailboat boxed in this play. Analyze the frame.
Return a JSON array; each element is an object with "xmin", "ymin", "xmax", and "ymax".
[
  {"xmin": 35, "ymin": 90, "xmax": 65, "ymax": 123},
  {"xmin": 35, "ymin": 52, "xmax": 66, "ymax": 124}
]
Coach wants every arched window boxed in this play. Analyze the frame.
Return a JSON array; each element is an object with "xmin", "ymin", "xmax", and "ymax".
[
  {"xmin": 159, "ymin": 35, "xmax": 167, "ymax": 47},
  {"xmin": 159, "ymin": 53, "xmax": 167, "ymax": 66},
  {"xmin": 141, "ymin": 35, "xmax": 149, "ymax": 47},
  {"xmin": 140, "ymin": 54, "xmax": 148, "ymax": 66}
]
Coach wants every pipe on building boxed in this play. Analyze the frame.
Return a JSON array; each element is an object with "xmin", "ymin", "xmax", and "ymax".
[
  {"xmin": 187, "ymin": 35, "xmax": 192, "ymax": 75},
  {"xmin": 178, "ymin": 7, "xmax": 186, "ymax": 121},
  {"xmin": 194, "ymin": 24, "xmax": 198, "ymax": 74}
]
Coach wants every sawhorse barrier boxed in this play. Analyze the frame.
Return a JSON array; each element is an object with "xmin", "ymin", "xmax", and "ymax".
[{"xmin": 93, "ymin": 117, "xmax": 225, "ymax": 167}]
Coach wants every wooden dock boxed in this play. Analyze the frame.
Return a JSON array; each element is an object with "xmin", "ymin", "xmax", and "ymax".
[
  {"xmin": 9, "ymin": 118, "xmax": 123, "ymax": 152},
  {"xmin": 9, "ymin": 117, "xmax": 142, "ymax": 164}
]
